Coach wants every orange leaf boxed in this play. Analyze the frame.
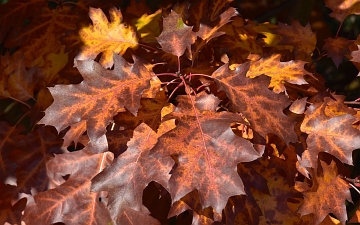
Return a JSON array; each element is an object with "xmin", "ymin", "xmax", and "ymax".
[
  {"xmin": 151, "ymin": 94, "xmax": 263, "ymax": 213},
  {"xmin": 325, "ymin": 0, "xmax": 360, "ymax": 22},
  {"xmin": 299, "ymin": 97, "xmax": 360, "ymax": 169},
  {"xmin": 212, "ymin": 63, "xmax": 297, "ymax": 144},
  {"xmin": 39, "ymin": 54, "xmax": 152, "ymax": 153},
  {"xmin": 247, "ymin": 54, "xmax": 314, "ymax": 93},
  {"xmin": 297, "ymin": 160, "xmax": 352, "ymax": 225}
]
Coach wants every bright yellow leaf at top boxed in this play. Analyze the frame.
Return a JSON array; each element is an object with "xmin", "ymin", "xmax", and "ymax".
[
  {"xmin": 75, "ymin": 7, "xmax": 138, "ymax": 69},
  {"xmin": 132, "ymin": 9, "xmax": 161, "ymax": 43}
]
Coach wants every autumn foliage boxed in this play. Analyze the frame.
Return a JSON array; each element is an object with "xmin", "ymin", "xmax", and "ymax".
[{"xmin": 2, "ymin": 0, "xmax": 360, "ymax": 224}]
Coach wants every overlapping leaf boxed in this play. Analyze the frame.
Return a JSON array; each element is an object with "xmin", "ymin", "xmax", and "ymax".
[
  {"xmin": 299, "ymin": 97, "xmax": 360, "ymax": 169},
  {"xmin": 157, "ymin": 10, "xmax": 195, "ymax": 57},
  {"xmin": 10, "ymin": 126, "xmax": 64, "ymax": 193},
  {"xmin": 273, "ymin": 20, "xmax": 316, "ymax": 59},
  {"xmin": 23, "ymin": 149, "xmax": 113, "ymax": 225},
  {"xmin": 75, "ymin": 7, "xmax": 138, "ymax": 68},
  {"xmin": 0, "ymin": 0, "xmax": 44, "ymax": 44},
  {"xmin": 212, "ymin": 63, "xmax": 297, "ymax": 144},
  {"xmin": 246, "ymin": 54, "xmax": 313, "ymax": 93},
  {"xmin": 325, "ymin": 0, "xmax": 360, "ymax": 22},
  {"xmin": 91, "ymin": 121, "xmax": 175, "ymax": 224},
  {"xmin": 297, "ymin": 160, "xmax": 352, "ymax": 225},
  {"xmin": 39, "ymin": 54, "xmax": 152, "ymax": 153},
  {"xmin": 322, "ymin": 37, "xmax": 353, "ymax": 67},
  {"xmin": 151, "ymin": 94, "xmax": 263, "ymax": 213}
]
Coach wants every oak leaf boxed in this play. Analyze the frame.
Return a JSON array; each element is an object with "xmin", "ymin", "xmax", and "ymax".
[
  {"xmin": 246, "ymin": 54, "xmax": 313, "ymax": 93},
  {"xmin": 151, "ymin": 94, "xmax": 263, "ymax": 213},
  {"xmin": 39, "ymin": 54, "xmax": 152, "ymax": 153},
  {"xmin": 23, "ymin": 149, "xmax": 114, "ymax": 225},
  {"xmin": 297, "ymin": 160, "xmax": 352, "ymax": 225},
  {"xmin": 10, "ymin": 126, "xmax": 64, "ymax": 193},
  {"xmin": 322, "ymin": 37, "xmax": 353, "ymax": 67},
  {"xmin": 0, "ymin": 52, "xmax": 37, "ymax": 101},
  {"xmin": 0, "ymin": 0, "xmax": 44, "ymax": 44},
  {"xmin": 273, "ymin": 20, "xmax": 316, "ymax": 59},
  {"xmin": 325, "ymin": 0, "xmax": 360, "ymax": 22},
  {"xmin": 91, "ymin": 122, "xmax": 175, "ymax": 224},
  {"xmin": 157, "ymin": 10, "xmax": 195, "ymax": 57},
  {"xmin": 75, "ymin": 7, "xmax": 138, "ymax": 68},
  {"xmin": 299, "ymin": 97, "xmax": 360, "ymax": 169},
  {"xmin": 212, "ymin": 63, "xmax": 297, "ymax": 144}
]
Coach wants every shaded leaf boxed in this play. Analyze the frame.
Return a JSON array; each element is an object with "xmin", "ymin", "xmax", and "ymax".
[
  {"xmin": 91, "ymin": 122, "xmax": 175, "ymax": 223},
  {"xmin": 297, "ymin": 160, "xmax": 352, "ymax": 225},
  {"xmin": 322, "ymin": 37, "xmax": 353, "ymax": 67},
  {"xmin": 325, "ymin": 0, "xmax": 360, "ymax": 22},
  {"xmin": 23, "ymin": 149, "xmax": 113, "ymax": 225},
  {"xmin": 212, "ymin": 63, "xmax": 297, "ymax": 144}
]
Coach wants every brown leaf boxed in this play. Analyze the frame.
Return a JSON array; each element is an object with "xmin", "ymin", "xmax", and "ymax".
[
  {"xmin": 151, "ymin": 94, "xmax": 263, "ymax": 213},
  {"xmin": 39, "ymin": 54, "xmax": 152, "ymax": 153},
  {"xmin": 91, "ymin": 122, "xmax": 175, "ymax": 222},
  {"xmin": 273, "ymin": 20, "xmax": 316, "ymax": 60},
  {"xmin": 157, "ymin": 10, "xmax": 195, "ymax": 57},
  {"xmin": 325, "ymin": 0, "xmax": 360, "ymax": 22},
  {"xmin": 299, "ymin": 98, "xmax": 360, "ymax": 169},
  {"xmin": 297, "ymin": 160, "xmax": 352, "ymax": 225},
  {"xmin": 212, "ymin": 63, "xmax": 297, "ymax": 144},
  {"xmin": 10, "ymin": 126, "xmax": 65, "ymax": 193},
  {"xmin": 23, "ymin": 149, "xmax": 113, "ymax": 224},
  {"xmin": 322, "ymin": 37, "xmax": 353, "ymax": 67},
  {"xmin": 290, "ymin": 97, "xmax": 308, "ymax": 114}
]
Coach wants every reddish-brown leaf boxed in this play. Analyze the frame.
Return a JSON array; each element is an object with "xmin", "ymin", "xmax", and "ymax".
[
  {"xmin": 0, "ymin": 182, "xmax": 27, "ymax": 225},
  {"xmin": 297, "ymin": 160, "xmax": 352, "ymax": 225},
  {"xmin": 91, "ymin": 122, "xmax": 175, "ymax": 223},
  {"xmin": 0, "ymin": 52, "xmax": 37, "ymax": 101},
  {"xmin": 10, "ymin": 126, "xmax": 65, "ymax": 193},
  {"xmin": 289, "ymin": 97, "xmax": 308, "ymax": 114},
  {"xmin": 0, "ymin": 0, "xmax": 44, "ymax": 44},
  {"xmin": 0, "ymin": 122, "xmax": 23, "ymax": 184},
  {"xmin": 299, "ymin": 97, "xmax": 360, "ymax": 169},
  {"xmin": 157, "ymin": 10, "xmax": 195, "ymax": 57},
  {"xmin": 39, "ymin": 54, "xmax": 152, "ymax": 153},
  {"xmin": 273, "ymin": 20, "xmax": 316, "ymax": 59},
  {"xmin": 151, "ymin": 94, "xmax": 263, "ymax": 213},
  {"xmin": 212, "ymin": 63, "xmax": 297, "ymax": 144},
  {"xmin": 23, "ymin": 149, "xmax": 113, "ymax": 225},
  {"xmin": 325, "ymin": 0, "xmax": 360, "ymax": 22},
  {"xmin": 322, "ymin": 37, "xmax": 353, "ymax": 67}
]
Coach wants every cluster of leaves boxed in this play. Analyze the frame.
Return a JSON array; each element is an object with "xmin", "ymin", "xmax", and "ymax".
[{"xmin": 1, "ymin": 0, "xmax": 360, "ymax": 224}]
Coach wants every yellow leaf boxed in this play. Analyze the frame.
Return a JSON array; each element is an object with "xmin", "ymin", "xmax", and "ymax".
[
  {"xmin": 75, "ymin": 7, "xmax": 138, "ymax": 68},
  {"xmin": 132, "ymin": 9, "xmax": 161, "ymax": 43}
]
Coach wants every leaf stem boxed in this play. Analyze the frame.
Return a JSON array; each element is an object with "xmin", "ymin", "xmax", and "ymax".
[
  {"xmin": 344, "ymin": 101, "xmax": 360, "ymax": 105},
  {"xmin": 8, "ymin": 96, "xmax": 32, "ymax": 109},
  {"xmin": 155, "ymin": 73, "xmax": 178, "ymax": 77}
]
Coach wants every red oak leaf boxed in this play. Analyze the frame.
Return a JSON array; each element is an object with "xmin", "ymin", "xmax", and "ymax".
[
  {"xmin": 151, "ymin": 94, "xmax": 263, "ymax": 213},
  {"xmin": 39, "ymin": 54, "xmax": 152, "ymax": 153}
]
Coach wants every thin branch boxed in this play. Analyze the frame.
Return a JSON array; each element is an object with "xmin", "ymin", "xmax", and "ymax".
[{"xmin": 344, "ymin": 101, "xmax": 360, "ymax": 105}]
